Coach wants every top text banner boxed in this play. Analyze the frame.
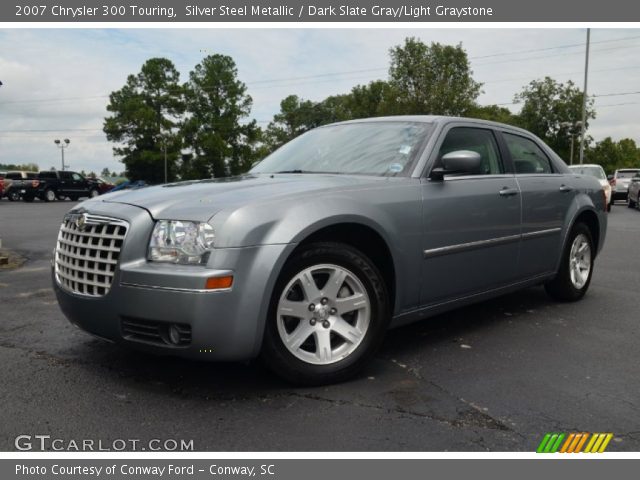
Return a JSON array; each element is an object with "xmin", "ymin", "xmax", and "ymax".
[{"xmin": 4, "ymin": 0, "xmax": 640, "ymax": 22}]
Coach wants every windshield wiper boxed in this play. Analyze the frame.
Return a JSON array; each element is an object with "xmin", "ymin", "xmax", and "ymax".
[{"xmin": 274, "ymin": 169, "xmax": 311, "ymax": 174}]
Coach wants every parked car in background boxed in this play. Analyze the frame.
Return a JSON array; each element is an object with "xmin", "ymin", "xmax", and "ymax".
[
  {"xmin": 3, "ymin": 171, "xmax": 38, "ymax": 201},
  {"xmin": 96, "ymin": 178, "xmax": 116, "ymax": 195},
  {"xmin": 0, "ymin": 177, "xmax": 5, "ymax": 200},
  {"xmin": 568, "ymin": 164, "xmax": 612, "ymax": 211},
  {"xmin": 627, "ymin": 172, "xmax": 640, "ymax": 209},
  {"xmin": 108, "ymin": 179, "xmax": 147, "ymax": 192},
  {"xmin": 54, "ymin": 116, "xmax": 607, "ymax": 385},
  {"xmin": 10, "ymin": 170, "xmax": 101, "ymax": 202},
  {"xmin": 611, "ymin": 168, "xmax": 640, "ymax": 203}
]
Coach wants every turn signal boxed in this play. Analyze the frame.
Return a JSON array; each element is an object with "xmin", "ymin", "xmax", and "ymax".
[{"xmin": 205, "ymin": 276, "xmax": 233, "ymax": 290}]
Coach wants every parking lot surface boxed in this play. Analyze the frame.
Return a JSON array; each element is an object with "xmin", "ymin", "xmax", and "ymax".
[{"xmin": 1, "ymin": 199, "xmax": 639, "ymax": 451}]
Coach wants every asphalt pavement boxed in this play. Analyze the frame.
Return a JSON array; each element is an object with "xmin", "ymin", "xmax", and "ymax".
[{"xmin": 0, "ymin": 198, "xmax": 639, "ymax": 451}]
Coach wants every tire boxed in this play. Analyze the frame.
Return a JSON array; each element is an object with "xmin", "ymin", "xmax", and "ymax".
[
  {"xmin": 8, "ymin": 191, "xmax": 19, "ymax": 202},
  {"xmin": 628, "ymin": 196, "xmax": 636, "ymax": 208},
  {"xmin": 43, "ymin": 189, "xmax": 56, "ymax": 202},
  {"xmin": 261, "ymin": 242, "xmax": 390, "ymax": 386},
  {"xmin": 544, "ymin": 223, "xmax": 594, "ymax": 302},
  {"xmin": 89, "ymin": 189, "xmax": 99, "ymax": 198}
]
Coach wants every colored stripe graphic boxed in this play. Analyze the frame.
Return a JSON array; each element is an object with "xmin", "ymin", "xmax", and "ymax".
[{"xmin": 538, "ymin": 433, "xmax": 614, "ymax": 453}]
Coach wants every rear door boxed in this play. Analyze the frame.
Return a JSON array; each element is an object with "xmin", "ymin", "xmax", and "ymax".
[
  {"xmin": 499, "ymin": 131, "xmax": 573, "ymax": 277},
  {"xmin": 58, "ymin": 171, "xmax": 74, "ymax": 196},
  {"xmin": 420, "ymin": 125, "xmax": 522, "ymax": 306}
]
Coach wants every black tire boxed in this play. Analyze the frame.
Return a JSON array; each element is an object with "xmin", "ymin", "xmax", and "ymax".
[
  {"xmin": 261, "ymin": 242, "xmax": 390, "ymax": 386},
  {"xmin": 8, "ymin": 191, "xmax": 19, "ymax": 202},
  {"xmin": 544, "ymin": 223, "xmax": 594, "ymax": 302},
  {"xmin": 43, "ymin": 189, "xmax": 56, "ymax": 202},
  {"xmin": 628, "ymin": 196, "xmax": 636, "ymax": 208}
]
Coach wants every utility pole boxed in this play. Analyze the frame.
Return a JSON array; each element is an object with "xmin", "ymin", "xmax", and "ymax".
[{"xmin": 578, "ymin": 28, "xmax": 590, "ymax": 165}]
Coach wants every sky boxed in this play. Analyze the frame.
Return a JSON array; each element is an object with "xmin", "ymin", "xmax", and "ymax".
[{"xmin": 1, "ymin": 27, "xmax": 639, "ymax": 174}]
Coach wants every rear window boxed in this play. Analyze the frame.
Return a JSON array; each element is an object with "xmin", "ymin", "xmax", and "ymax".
[
  {"xmin": 569, "ymin": 166, "xmax": 606, "ymax": 180},
  {"xmin": 616, "ymin": 170, "xmax": 640, "ymax": 179}
]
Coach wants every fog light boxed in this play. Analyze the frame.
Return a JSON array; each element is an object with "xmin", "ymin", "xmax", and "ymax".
[{"xmin": 168, "ymin": 325, "xmax": 181, "ymax": 345}]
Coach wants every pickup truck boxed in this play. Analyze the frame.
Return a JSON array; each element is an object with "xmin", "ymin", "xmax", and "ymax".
[
  {"xmin": 2, "ymin": 171, "xmax": 38, "ymax": 201},
  {"xmin": 7, "ymin": 170, "xmax": 101, "ymax": 202}
]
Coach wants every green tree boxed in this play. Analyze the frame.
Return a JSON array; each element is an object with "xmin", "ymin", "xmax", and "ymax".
[
  {"xmin": 103, "ymin": 58, "xmax": 184, "ymax": 183},
  {"xmin": 264, "ymin": 95, "xmax": 327, "ymax": 150},
  {"xmin": 466, "ymin": 104, "xmax": 519, "ymax": 125},
  {"xmin": 388, "ymin": 38, "xmax": 482, "ymax": 116},
  {"xmin": 586, "ymin": 137, "xmax": 640, "ymax": 173},
  {"xmin": 344, "ymin": 80, "xmax": 398, "ymax": 118},
  {"xmin": 181, "ymin": 54, "xmax": 258, "ymax": 179},
  {"xmin": 101, "ymin": 167, "xmax": 111, "ymax": 177},
  {"xmin": 514, "ymin": 77, "xmax": 595, "ymax": 162}
]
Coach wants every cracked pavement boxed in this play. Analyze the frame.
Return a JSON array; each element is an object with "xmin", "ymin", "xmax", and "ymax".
[{"xmin": 0, "ymin": 200, "xmax": 639, "ymax": 451}]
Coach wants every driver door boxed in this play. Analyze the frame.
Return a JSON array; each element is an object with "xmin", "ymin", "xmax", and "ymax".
[{"xmin": 420, "ymin": 125, "xmax": 522, "ymax": 306}]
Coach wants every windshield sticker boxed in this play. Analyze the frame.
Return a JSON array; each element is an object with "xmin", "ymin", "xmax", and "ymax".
[
  {"xmin": 389, "ymin": 163, "xmax": 404, "ymax": 173},
  {"xmin": 398, "ymin": 145, "xmax": 412, "ymax": 155}
]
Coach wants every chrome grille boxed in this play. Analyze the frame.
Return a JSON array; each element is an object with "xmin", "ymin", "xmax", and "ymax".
[{"xmin": 54, "ymin": 213, "xmax": 129, "ymax": 297}]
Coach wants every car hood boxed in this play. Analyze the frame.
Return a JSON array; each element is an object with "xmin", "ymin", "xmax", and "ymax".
[{"xmin": 99, "ymin": 174, "xmax": 387, "ymax": 222}]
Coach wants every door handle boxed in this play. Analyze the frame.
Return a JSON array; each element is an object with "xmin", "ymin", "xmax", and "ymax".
[
  {"xmin": 559, "ymin": 185, "xmax": 573, "ymax": 193},
  {"xmin": 499, "ymin": 187, "xmax": 519, "ymax": 197}
]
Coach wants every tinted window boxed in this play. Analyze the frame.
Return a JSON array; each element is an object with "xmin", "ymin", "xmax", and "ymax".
[
  {"xmin": 438, "ymin": 127, "xmax": 503, "ymax": 175},
  {"xmin": 504, "ymin": 133, "xmax": 554, "ymax": 174},
  {"xmin": 616, "ymin": 170, "xmax": 640, "ymax": 179},
  {"xmin": 251, "ymin": 122, "xmax": 432, "ymax": 177},
  {"xmin": 5, "ymin": 172, "xmax": 21, "ymax": 180},
  {"xmin": 60, "ymin": 172, "xmax": 73, "ymax": 180},
  {"xmin": 39, "ymin": 171, "xmax": 57, "ymax": 179}
]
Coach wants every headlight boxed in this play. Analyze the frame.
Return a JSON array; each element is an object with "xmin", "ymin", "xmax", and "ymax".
[{"xmin": 148, "ymin": 220, "xmax": 215, "ymax": 265}]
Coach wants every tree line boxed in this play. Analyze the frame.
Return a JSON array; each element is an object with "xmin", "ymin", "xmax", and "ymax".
[{"xmin": 103, "ymin": 37, "xmax": 640, "ymax": 182}]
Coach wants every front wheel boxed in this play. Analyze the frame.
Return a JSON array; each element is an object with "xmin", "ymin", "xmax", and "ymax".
[
  {"xmin": 545, "ymin": 223, "xmax": 594, "ymax": 302},
  {"xmin": 8, "ymin": 191, "xmax": 19, "ymax": 202},
  {"xmin": 89, "ymin": 189, "xmax": 99, "ymax": 198},
  {"xmin": 261, "ymin": 242, "xmax": 390, "ymax": 385}
]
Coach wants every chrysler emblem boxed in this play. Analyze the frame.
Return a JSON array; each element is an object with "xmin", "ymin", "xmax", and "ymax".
[{"xmin": 75, "ymin": 213, "xmax": 88, "ymax": 231}]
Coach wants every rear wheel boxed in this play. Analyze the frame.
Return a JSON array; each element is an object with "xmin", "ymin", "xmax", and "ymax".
[
  {"xmin": 261, "ymin": 242, "xmax": 390, "ymax": 385},
  {"xmin": 8, "ymin": 191, "xmax": 19, "ymax": 202},
  {"xmin": 43, "ymin": 189, "xmax": 56, "ymax": 202},
  {"xmin": 545, "ymin": 223, "xmax": 594, "ymax": 302},
  {"xmin": 628, "ymin": 195, "xmax": 636, "ymax": 208}
]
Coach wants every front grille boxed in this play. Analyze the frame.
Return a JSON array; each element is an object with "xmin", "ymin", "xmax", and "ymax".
[
  {"xmin": 54, "ymin": 213, "xmax": 128, "ymax": 297},
  {"xmin": 121, "ymin": 317, "xmax": 192, "ymax": 347}
]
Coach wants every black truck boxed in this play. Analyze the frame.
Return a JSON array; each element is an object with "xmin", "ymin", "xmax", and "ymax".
[{"xmin": 7, "ymin": 170, "xmax": 101, "ymax": 202}]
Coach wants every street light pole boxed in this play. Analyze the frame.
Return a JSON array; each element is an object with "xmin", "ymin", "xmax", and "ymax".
[
  {"xmin": 54, "ymin": 138, "xmax": 71, "ymax": 171},
  {"xmin": 578, "ymin": 28, "xmax": 591, "ymax": 165}
]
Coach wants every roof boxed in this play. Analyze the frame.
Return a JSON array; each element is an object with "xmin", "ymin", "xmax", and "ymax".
[{"xmin": 327, "ymin": 115, "xmax": 533, "ymax": 135}]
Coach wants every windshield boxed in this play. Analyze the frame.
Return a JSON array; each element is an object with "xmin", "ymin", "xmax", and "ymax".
[
  {"xmin": 251, "ymin": 122, "xmax": 432, "ymax": 177},
  {"xmin": 569, "ymin": 166, "xmax": 606, "ymax": 180},
  {"xmin": 616, "ymin": 170, "xmax": 640, "ymax": 179}
]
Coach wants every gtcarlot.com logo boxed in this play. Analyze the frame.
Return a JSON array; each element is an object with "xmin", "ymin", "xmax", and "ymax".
[
  {"xmin": 14, "ymin": 435, "xmax": 194, "ymax": 451},
  {"xmin": 536, "ymin": 432, "xmax": 613, "ymax": 453}
]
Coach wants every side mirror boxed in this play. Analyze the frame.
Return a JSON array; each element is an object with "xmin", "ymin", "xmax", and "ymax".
[
  {"xmin": 430, "ymin": 150, "xmax": 482, "ymax": 181},
  {"xmin": 607, "ymin": 174, "xmax": 614, "ymax": 181}
]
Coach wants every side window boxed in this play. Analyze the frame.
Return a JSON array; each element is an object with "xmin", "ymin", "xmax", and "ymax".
[
  {"xmin": 503, "ymin": 133, "xmax": 554, "ymax": 174},
  {"xmin": 72, "ymin": 173, "xmax": 82, "ymax": 181},
  {"xmin": 60, "ymin": 172, "xmax": 73, "ymax": 180},
  {"xmin": 438, "ymin": 127, "xmax": 503, "ymax": 175}
]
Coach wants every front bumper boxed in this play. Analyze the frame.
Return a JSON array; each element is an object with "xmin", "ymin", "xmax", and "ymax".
[{"xmin": 53, "ymin": 201, "xmax": 294, "ymax": 361}]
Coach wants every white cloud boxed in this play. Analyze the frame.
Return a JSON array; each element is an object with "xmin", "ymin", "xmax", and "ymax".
[{"xmin": 1, "ymin": 28, "xmax": 639, "ymax": 174}]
